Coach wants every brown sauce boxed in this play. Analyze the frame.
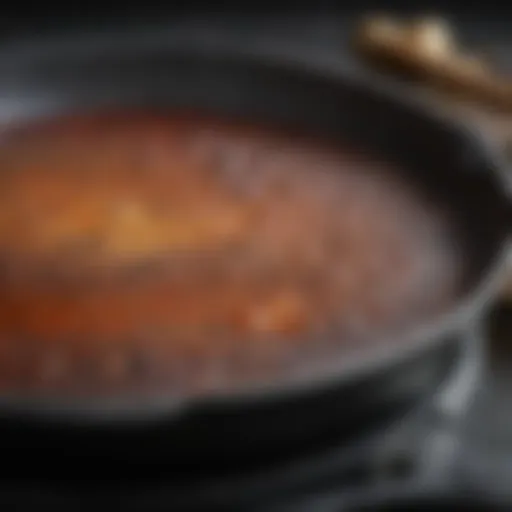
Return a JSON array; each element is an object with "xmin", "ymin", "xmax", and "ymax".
[{"xmin": 0, "ymin": 111, "xmax": 460, "ymax": 398}]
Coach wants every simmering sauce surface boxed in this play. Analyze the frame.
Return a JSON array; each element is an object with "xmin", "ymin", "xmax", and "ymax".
[{"xmin": 0, "ymin": 111, "xmax": 460, "ymax": 398}]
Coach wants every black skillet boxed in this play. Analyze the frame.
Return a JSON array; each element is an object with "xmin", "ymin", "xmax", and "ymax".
[{"xmin": 0, "ymin": 26, "xmax": 508, "ymax": 481}]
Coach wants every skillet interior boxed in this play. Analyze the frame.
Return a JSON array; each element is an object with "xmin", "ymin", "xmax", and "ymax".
[{"xmin": 0, "ymin": 33, "xmax": 507, "ymax": 421}]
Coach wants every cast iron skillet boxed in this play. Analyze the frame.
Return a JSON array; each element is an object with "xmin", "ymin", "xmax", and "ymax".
[{"xmin": 0, "ymin": 28, "xmax": 508, "ymax": 473}]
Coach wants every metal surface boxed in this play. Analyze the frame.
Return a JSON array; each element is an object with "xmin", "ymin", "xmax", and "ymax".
[
  {"xmin": 451, "ymin": 304, "xmax": 512, "ymax": 502},
  {"xmin": 0, "ymin": 328, "xmax": 483, "ymax": 511},
  {"xmin": 264, "ymin": 304, "xmax": 512, "ymax": 510},
  {"xmin": 267, "ymin": 321, "xmax": 484, "ymax": 511}
]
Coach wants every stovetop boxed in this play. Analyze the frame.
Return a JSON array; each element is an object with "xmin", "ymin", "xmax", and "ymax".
[
  {"xmin": 268, "ymin": 307, "xmax": 512, "ymax": 511},
  {"xmin": 0, "ymin": 324, "xmax": 487, "ymax": 511}
]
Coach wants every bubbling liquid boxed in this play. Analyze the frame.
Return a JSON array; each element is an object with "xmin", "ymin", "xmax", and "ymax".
[{"xmin": 0, "ymin": 111, "xmax": 461, "ymax": 397}]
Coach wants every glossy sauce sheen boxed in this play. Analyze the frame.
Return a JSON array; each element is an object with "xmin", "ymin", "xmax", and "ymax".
[{"xmin": 0, "ymin": 112, "xmax": 460, "ymax": 398}]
